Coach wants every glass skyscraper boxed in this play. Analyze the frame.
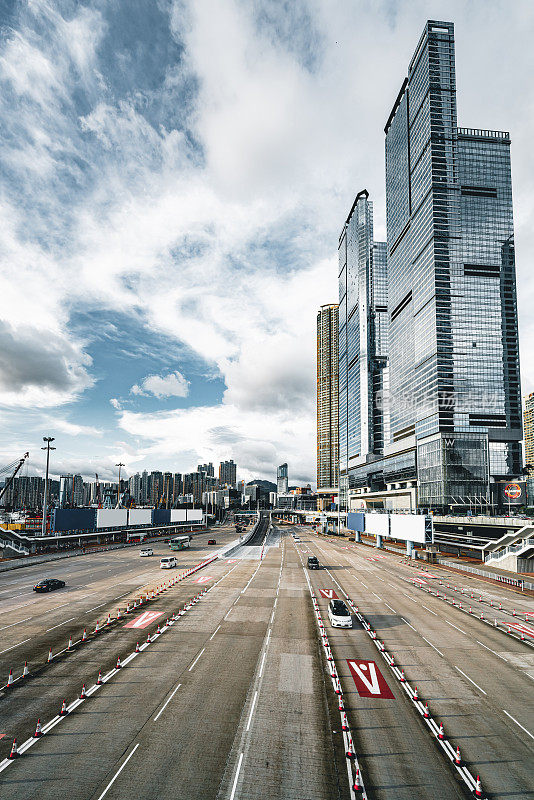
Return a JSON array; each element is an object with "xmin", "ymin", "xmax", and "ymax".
[
  {"xmin": 338, "ymin": 191, "xmax": 388, "ymax": 510},
  {"xmin": 317, "ymin": 304, "xmax": 339, "ymax": 497},
  {"xmin": 341, "ymin": 20, "xmax": 522, "ymax": 513}
]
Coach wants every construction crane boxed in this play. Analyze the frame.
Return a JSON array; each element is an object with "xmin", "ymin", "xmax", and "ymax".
[{"xmin": 0, "ymin": 453, "xmax": 30, "ymax": 506}]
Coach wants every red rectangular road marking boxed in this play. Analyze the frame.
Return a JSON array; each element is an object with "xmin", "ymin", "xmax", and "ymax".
[
  {"xmin": 511, "ymin": 624, "xmax": 534, "ymax": 638},
  {"xmin": 419, "ymin": 572, "xmax": 438, "ymax": 578},
  {"xmin": 194, "ymin": 576, "xmax": 212, "ymax": 584},
  {"xmin": 347, "ymin": 659, "xmax": 395, "ymax": 699},
  {"xmin": 319, "ymin": 589, "xmax": 338, "ymax": 600},
  {"xmin": 124, "ymin": 611, "xmax": 164, "ymax": 629}
]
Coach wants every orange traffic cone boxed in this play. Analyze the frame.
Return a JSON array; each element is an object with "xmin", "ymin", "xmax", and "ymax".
[
  {"xmin": 8, "ymin": 738, "xmax": 18, "ymax": 759},
  {"xmin": 7, "ymin": 669, "xmax": 13, "ymax": 687},
  {"xmin": 96, "ymin": 670, "xmax": 103, "ymax": 685},
  {"xmin": 352, "ymin": 767, "xmax": 364, "ymax": 793},
  {"xmin": 455, "ymin": 745, "xmax": 462, "ymax": 765},
  {"xmin": 59, "ymin": 699, "xmax": 67, "ymax": 715},
  {"xmin": 80, "ymin": 683, "xmax": 87, "ymax": 700},
  {"xmin": 437, "ymin": 723, "xmax": 445, "ymax": 740},
  {"xmin": 34, "ymin": 718, "xmax": 43, "ymax": 738},
  {"xmin": 116, "ymin": 656, "xmax": 121, "ymax": 669},
  {"xmin": 22, "ymin": 661, "xmax": 29, "ymax": 678},
  {"xmin": 474, "ymin": 775, "xmax": 483, "ymax": 798}
]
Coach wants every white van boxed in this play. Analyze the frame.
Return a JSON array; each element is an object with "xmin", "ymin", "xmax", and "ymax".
[{"xmin": 160, "ymin": 556, "xmax": 177, "ymax": 569}]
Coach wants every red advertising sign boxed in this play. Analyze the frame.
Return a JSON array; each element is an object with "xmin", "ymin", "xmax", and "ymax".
[
  {"xmin": 319, "ymin": 589, "xmax": 338, "ymax": 599},
  {"xmin": 504, "ymin": 483, "xmax": 522, "ymax": 500},
  {"xmin": 347, "ymin": 659, "xmax": 395, "ymax": 699},
  {"xmin": 124, "ymin": 611, "xmax": 163, "ymax": 629}
]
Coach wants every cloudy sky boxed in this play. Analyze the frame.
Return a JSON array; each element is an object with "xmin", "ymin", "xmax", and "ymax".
[{"xmin": 1, "ymin": 0, "xmax": 533, "ymax": 485}]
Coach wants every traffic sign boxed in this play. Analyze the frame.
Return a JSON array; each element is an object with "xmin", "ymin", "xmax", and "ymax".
[
  {"xmin": 347, "ymin": 659, "xmax": 395, "ymax": 699},
  {"xmin": 124, "ymin": 611, "xmax": 163, "ymax": 629},
  {"xmin": 319, "ymin": 589, "xmax": 338, "ymax": 599}
]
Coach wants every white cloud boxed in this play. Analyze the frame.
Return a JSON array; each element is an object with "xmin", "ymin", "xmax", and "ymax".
[
  {"xmin": 51, "ymin": 420, "xmax": 103, "ymax": 437},
  {"xmin": 131, "ymin": 370, "xmax": 190, "ymax": 399},
  {"xmin": 110, "ymin": 398, "xmax": 122, "ymax": 410}
]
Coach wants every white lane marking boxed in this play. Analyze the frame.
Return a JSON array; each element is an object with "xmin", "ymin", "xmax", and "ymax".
[
  {"xmin": 258, "ymin": 651, "xmax": 267, "ymax": 678},
  {"xmin": 384, "ymin": 602, "xmax": 396, "ymax": 613},
  {"xmin": 95, "ymin": 743, "xmax": 140, "ymax": 800},
  {"xmin": 421, "ymin": 636, "xmax": 444, "ymax": 657},
  {"xmin": 188, "ymin": 648, "xmax": 205, "ymax": 671},
  {"xmin": 422, "ymin": 604, "xmax": 438, "ymax": 616},
  {"xmin": 372, "ymin": 592, "xmax": 382, "ymax": 600},
  {"xmin": 401, "ymin": 591, "xmax": 418, "ymax": 602},
  {"xmin": 210, "ymin": 625, "xmax": 221, "ymax": 640},
  {"xmin": 503, "ymin": 709, "xmax": 534, "ymax": 741},
  {"xmin": 360, "ymin": 581, "xmax": 368, "ymax": 588},
  {"xmin": 0, "ymin": 616, "xmax": 32, "ymax": 631},
  {"xmin": 401, "ymin": 617, "xmax": 417, "ymax": 632},
  {"xmin": 0, "ymin": 638, "xmax": 31, "ymax": 655},
  {"xmin": 476, "ymin": 640, "xmax": 508, "ymax": 661},
  {"xmin": 45, "ymin": 617, "xmax": 75, "ymax": 632},
  {"xmin": 85, "ymin": 603, "xmax": 107, "ymax": 612},
  {"xmin": 246, "ymin": 691, "xmax": 258, "ymax": 731},
  {"xmin": 229, "ymin": 752, "xmax": 244, "ymax": 800},
  {"xmin": 454, "ymin": 666, "xmax": 487, "ymax": 695},
  {"xmin": 154, "ymin": 684, "xmax": 182, "ymax": 721},
  {"xmin": 446, "ymin": 620, "xmax": 467, "ymax": 635}
]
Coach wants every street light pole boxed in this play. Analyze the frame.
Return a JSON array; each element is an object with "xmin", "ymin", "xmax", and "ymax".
[
  {"xmin": 41, "ymin": 437, "xmax": 56, "ymax": 537},
  {"xmin": 115, "ymin": 462, "xmax": 125, "ymax": 508}
]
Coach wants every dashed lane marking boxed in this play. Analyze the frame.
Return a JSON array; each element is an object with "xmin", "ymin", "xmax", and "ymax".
[
  {"xmin": 154, "ymin": 684, "xmax": 181, "ymax": 722},
  {"xmin": 95, "ymin": 743, "xmax": 140, "ymax": 800},
  {"xmin": 503, "ymin": 709, "xmax": 534, "ymax": 741},
  {"xmin": 45, "ymin": 617, "xmax": 75, "ymax": 632},
  {"xmin": 454, "ymin": 666, "xmax": 487, "ymax": 695}
]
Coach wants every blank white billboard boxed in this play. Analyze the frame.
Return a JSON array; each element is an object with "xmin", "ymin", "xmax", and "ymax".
[
  {"xmin": 365, "ymin": 513, "xmax": 389, "ymax": 536},
  {"xmin": 186, "ymin": 509, "xmax": 203, "ymax": 522},
  {"xmin": 170, "ymin": 509, "xmax": 187, "ymax": 522},
  {"xmin": 96, "ymin": 509, "xmax": 128, "ymax": 529},
  {"xmin": 128, "ymin": 509, "xmax": 152, "ymax": 526},
  {"xmin": 390, "ymin": 514, "xmax": 426, "ymax": 544}
]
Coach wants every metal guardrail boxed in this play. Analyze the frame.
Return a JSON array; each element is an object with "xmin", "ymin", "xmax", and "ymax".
[{"xmin": 438, "ymin": 558, "xmax": 534, "ymax": 591}]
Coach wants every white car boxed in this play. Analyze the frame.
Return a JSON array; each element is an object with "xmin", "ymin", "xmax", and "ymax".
[
  {"xmin": 328, "ymin": 599, "xmax": 352, "ymax": 628},
  {"xmin": 294, "ymin": 536, "xmax": 300, "ymax": 542},
  {"xmin": 160, "ymin": 556, "xmax": 177, "ymax": 569},
  {"xmin": 139, "ymin": 548, "xmax": 153, "ymax": 557}
]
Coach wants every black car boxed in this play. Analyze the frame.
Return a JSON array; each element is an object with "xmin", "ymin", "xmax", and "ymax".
[
  {"xmin": 33, "ymin": 578, "xmax": 66, "ymax": 593},
  {"xmin": 307, "ymin": 556, "xmax": 320, "ymax": 569}
]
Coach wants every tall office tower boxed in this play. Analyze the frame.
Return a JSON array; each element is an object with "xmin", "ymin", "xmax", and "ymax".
[
  {"xmin": 150, "ymin": 471, "xmax": 163, "ymax": 505},
  {"xmin": 276, "ymin": 463, "xmax": 288, "ymax": 495},
  {"xmin": 317, "ymin": 304, "xmax": 340, "ymax": 500},
  {"xmin": 163, "ymin": 472, "xmax": 173, "ymax": 507},
  {"xmin": 338, "ymin": 191, "xmax": 388, "ymax": 510},
  {"xmin": 140, "ymin": 470, "xmax": 150, "ymax": 504},
  {"xmin": 128, "ymin": 472, "xmax": 141, "ymax": 504},
  {"xmin": 524, "ymin": 393, "xmax": 534, "ymax": 474},
  {"xmin": 383, "ymin": 20, "xmax": 521, "ymax": 510},
  {"xmin": 218, "ymin": 460, "xmax": 237, "ymax": 488}
]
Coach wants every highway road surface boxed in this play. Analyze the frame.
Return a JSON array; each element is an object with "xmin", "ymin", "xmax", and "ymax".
[{"xmin": 0, "ymin": 520, "xmax": 532, "ymax": 800}]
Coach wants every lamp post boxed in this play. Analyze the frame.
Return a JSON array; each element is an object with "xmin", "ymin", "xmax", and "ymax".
[
  {"xmin": 115, "ymin": 462, "xmax": 125, "ymax": 508},
  {"xmin": 41, "ymin": 437, "xmax": 56, "ymax": 537}
]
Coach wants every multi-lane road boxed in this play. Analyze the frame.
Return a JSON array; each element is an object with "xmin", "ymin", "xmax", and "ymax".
[{"xmin": 0, "ymin": 521, "xmax": 532, "ymax": 799}]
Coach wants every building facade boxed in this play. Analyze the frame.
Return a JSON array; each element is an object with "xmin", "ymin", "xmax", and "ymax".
[
  {"xmin": 524, "ymin": 393, "xmax": 534, "ymax": 474},
  {"xmin": 341, "ymin": 20, "xmax": 522, "ymax": 514},
  {"xmin": 218, "ymin": 460, "xmax": 237, "ymax": 488},
  {"xmin": 276, "ymin": 463, "xmax": 288, "ymax": 495},
  {"xmin": 317, "ymin": 304, "xmax": 339, "ymax": 501},
  {"xmin": 338, "ymin": 191, "xmax": 389, "ymax": 509}
]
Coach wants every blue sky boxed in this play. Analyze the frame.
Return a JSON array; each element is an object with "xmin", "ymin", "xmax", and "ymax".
[{"xmin": 1, "ymin": 0, "xmax": 533, "ymax": 484}]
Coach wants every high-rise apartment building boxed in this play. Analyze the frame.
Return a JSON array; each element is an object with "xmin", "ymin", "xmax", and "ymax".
[
  {"xmin": 150, "ymin": 471, "xmax": 163, "ymax": 505},
  {"xmin": 218, "ymin": 460, "xmax": 237, "ymax": 488},
  {"xmin": 338, "ymin": 192, "xmax": 388, "ymax": 509},
  {"xmin": 524, "ymin": 393, "xmax": 534, "ymax": 474},
  {"xmin": 276, "ymin": 463, "xmax": 288, "ymax": 495},
  {"xmin": 341, "ymin": 20, "xmax": 522, "ymax": 513},
  {"xmin": 317, "ymin": 304, "xmax": 339, "ymax": 499}
]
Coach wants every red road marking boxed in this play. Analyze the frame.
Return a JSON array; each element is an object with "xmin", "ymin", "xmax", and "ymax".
[
  {"xmin": 510, "ymin": 623, "xmax": 534, "ymax": 638},
  {"xmin": 0, "ymin": 734, "xmax": 5, "ymax": 740},
  {"xmin": 419, "ymin": 572, "xmax": 438, "ymax": 578},
  {"xmin": 319, "ymin": 589, "xmax": 338, "ymax": 600},
  {"xmin": 412, "ymin": 578, "xmax": 427, "ymax": 585},
  {"xmin": 347, "ymin": 659, "xmax": 395, "ymax": 699},
  {"xmin": 124, "ymin": 611, "xmax": 164, "ymax": 629},
  {"xmin": 194, "ymin": 576, "xmax": 212, "ymax": 584}
]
